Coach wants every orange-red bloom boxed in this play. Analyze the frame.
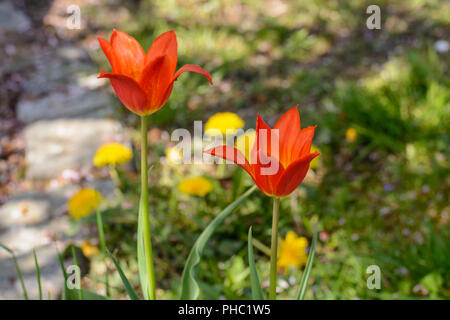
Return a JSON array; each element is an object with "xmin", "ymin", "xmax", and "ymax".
[
  {"xmin": 205, "ymin": 105, "xmax": 319, "ymax": 197},
  {"xmin": 98, "ymin": 30, "xmax": 212, "ymax": 115}
]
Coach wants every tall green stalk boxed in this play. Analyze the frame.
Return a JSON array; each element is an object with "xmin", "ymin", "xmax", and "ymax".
[
  {"xmin": 96, "ymin": 209, "xmax": 110, "ymax": 297},
  {"xmin": 140, "ymin": 116, "xmax": 156, "ymax": 300},
  {"xmin": 71, "ymin": 246, "xmax": 83, "ymax": 300},
  {"xmin": 32, "ymin": 249, "xmax": 42, "ymax": 300},
  {"xmin": 269, "ymin": 197, "xmax": 280, "ymax": 300}
]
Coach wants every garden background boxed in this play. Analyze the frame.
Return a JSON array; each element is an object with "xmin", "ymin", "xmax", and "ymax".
[{"xmin": 0, "ymin": 0, "xmax": 448, "ymax": 299}]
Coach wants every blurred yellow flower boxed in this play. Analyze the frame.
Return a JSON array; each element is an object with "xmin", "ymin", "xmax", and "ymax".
[
  {"xmin": 277, "ymin": 231, "xmax": 308, "ymax": 271},
  {"xmin": 93, "ymin": 142, "xmax": 132, "ymax": 167},
  {"xmin": 309, "ymin": 144, "xmax": 321, "ymax": 169},
  {"xmin": 81, "ymin": 241, "xmax": 99, "ymax": 257},
  {"xmin": 68, "ymin": 188, "xmax": 103, "ymax": 220},
  {"xmin": 346, "ymin": 128, "xmax": 357, "ymax": 143},
  {"xmin": 178, "ymin": 177, "xmax": 213, "ymax": 197},
  {"xmin": 166, "ymin": 147, "xmax": 183, "ymax": 166},
  {"xmin": 205, "ymin": 112, "xmax": 244, "ymax": 135},
  {"xmin": 235, "ymin": 129, "xmax": 256, "ymax": 162}
]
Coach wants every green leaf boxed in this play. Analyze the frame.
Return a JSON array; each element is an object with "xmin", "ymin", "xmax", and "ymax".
[
  {"xmin": 33, "ymin": 249, "xmax": 43, "ymax": 300},
  {"xmin": 180, "ymin": 185, "xmax": 257, "ymax": 300},
  {"xmin": 296, "ymin": 225, "xmax": 318, "ymax": 300},
  {"xmin": 56, "ymin": 246, "xmax": 72, "ymax": 300},
  {"xmin": 95, "ymin": 208, "xmax": 110, "ymax": 297},
  {"xmin": 137, "ymin": 166, "xmax": 152, "ymax": 300},
  {"xmin": 0, "ymin": 243, "xmax": 28, "ymax": 300},
  {"xmin": 71, "ymin": 246, "xmax": 83, "ymax": 300},
  {"xmin": 0, "ymin": 242, "xmax": 13, "ymax": 254},
  {"xmin": 137, "ymin": 197, "xmax": 149, "ymax": 299},
  {"xmin": 107, "ymin": 249, "xmax": 140, "ymax": 300},
  {"xmin": 248, "ymin": 227, "xmax": 265, "ymax": 300},
  {"xmin": 82, "ymin": 289, "xmax": 110, "ymax": 300}
]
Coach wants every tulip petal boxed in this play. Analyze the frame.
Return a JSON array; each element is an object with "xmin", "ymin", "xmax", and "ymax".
[
  {"xmin": 291, "ymin": 126, "xmax": 317, "ymax": 160},
  {"xmin": 251, "ymin": 114, "xmax": 279, "ymax": 164},
  {"xmin": 145, "ymin": 30, "xmax": 178, "ymax": 77},
  {"xmin": 98, "ymin": 37, "xmax": 115, "ymax": 69},
  {"xmin": 98, "ymin": 71, "xmax": 148, "ymax": 115},
  {"xmin": 139, "ymin": 55, "xmax": 174, "ymax": 109},
  {"xmin": 159, "ymin": 83, "xmax": 174, "ymax": 109},
  {"xmin": 109, "ymin": 29, "xmax": 145, "ymax": 80},
  {"xmin": 205, "ymin": 145, "xmax": 281, "ymax": 195},
  {"xmin": 252, "ymin": 150, "xmax": 284, "ymax": 196},
  {"xmin": 273, "ymin": 105, "xmax": 301, "ymax": 167},
  {"xmin": 173, "ymin": 64, "xmax": 213, "ymax": 85},
  {"xmin": 157, "ymin": 64, "xmax": 212, "ymax": 110},
  {"xmin": 275, "ymin": 152, "xmax": 319, "ymax": 197},
  {"xmin": 204, "ymin": 146, "xmax": 254, "ymax": 178}
]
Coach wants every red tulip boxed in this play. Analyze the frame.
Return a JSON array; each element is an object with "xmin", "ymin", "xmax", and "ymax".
[
  {"xmin": 205, "ymin": 105, "xmax": 319, "ymax": 197},
  {"xmin": 98, "ymin": 30, "xmax": 212, "ymax": 115}
]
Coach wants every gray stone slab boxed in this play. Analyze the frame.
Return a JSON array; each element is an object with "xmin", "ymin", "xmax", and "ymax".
[
  {"xmin": 24, "ymin": 119, "xmax": 123, "ymax": 180},
  {"xmin": 0, "ymin": 2, "xmax": 31, "ymax": 33},
  {"xmin": 17, "ymin": 86, "xmax": 112, "ymax": 123},
  {"xmin": 0, "ymin": 178, "xmax": 115, "ymax": 299},
  {"xmin": 0, "ymin": 244, "xmax": 64, "ymax": 300}
]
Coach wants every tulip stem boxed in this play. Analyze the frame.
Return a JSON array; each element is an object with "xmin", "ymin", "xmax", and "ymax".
[
  {"xmin": 269, "ymin": 197, "xmax": 280, "ymax": 300},
  {"xmin": 140, "ymin": 116, "xmax": 156, "ymax": 300}
]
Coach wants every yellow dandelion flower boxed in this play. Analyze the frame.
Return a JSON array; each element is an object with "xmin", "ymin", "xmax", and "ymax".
[
  {"xmin": 346, "ymin": 128, "xmax": 357, "ymax": 143},
  {"xmin": 93, "ymin": 142, "xmax": 132, "ymax": 167},
  {"xmin": 277, "ymin": 231, "xmax": 309, "ymax": 271},
  {"xmin": 68, "ymin": 188, "xmax": 103, "ymax": 220},
  {"xmin": 309, "ymin": 144, "xmax": 321, "ymax": 169},
  {"xmin": 205, "ymin": 112, "xmax": 245, "ymax": 135},
  {"xmin": 235, "ymin": 129, "xmax": 256, "ymax": 162},
  {"xmin": 178, "ymin": 177, "xmax": 213, "ymax": 197},
  {"xmin": 166, "ymin": 147, "xmax": 183, "ymax": 166},
  {"xmin": 81, "ymin": 241, "xmax": 99, "ymax": 257}
]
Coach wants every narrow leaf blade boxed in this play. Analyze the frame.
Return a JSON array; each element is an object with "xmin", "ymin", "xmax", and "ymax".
[
  {"xmin": 248, "ymin": 227, "xmax": 265, "ymax": 300},
  {"xmin": 71, "ymin": 246, "xmax": 83, "ymax": 300},
  {"xmin": 296, "ymin": 225, "xmax": 318, "ymax": 300},
  {"xmin": 1, "ymin": 243, "xmax": 28, "ymax": 300},
  {"xmin": 107, "ymin": 249, "xmax": 140, "ymax": 300},
  {"xmin": 56, "ymin": 246, "xmax": 73, "ymax": 300},
  {"xmin": 95, "ymin": 209, "xmax": 110, "ymax": 297},
  {"xmin": 82, "ymin": 288, "xmax": 110, "ymax": 300},
  {"xmin": 180, "ymin": 185, "xmax": 257, "ymax": 300},
  {"xmin": 33, "ymin": 249, "xmax": 43, "ymax": 300}
]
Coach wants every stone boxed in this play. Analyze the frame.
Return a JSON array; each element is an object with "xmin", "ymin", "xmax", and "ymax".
[
  {"xmin": 0, "ymin": 191, "xmax": 67, "ymax": 300},
  {"xmin": 0, "ymin": 193, "xmax": 60, "ymax": 229},
  {"xmin": 24, "ymin": 119, "xmax": 123, "ymax": 180},
  {"xmin": 0, "ymin": 244, "xmax": 64, "ymax": 300},
  {"xmin": 17, "ymin": 86, "xmax": 112, "ymax": 123},
  {"xmin": 0, "ymin": 2, "xmax": 31, "ymax": 33},
  {"xmin": 20, "ymin": 47, "xmax": 92, "ymax": 98},
  {"xmin": 0, "ymin": 178, "xmax": 115, "ymax": 299},
  {"xmin": 0, "ymin": 191, "xmax": 67, "ymax": 250},
  {"xmin": 15, "ymin": 45, "xmax": 114, "ymax": 123}
]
